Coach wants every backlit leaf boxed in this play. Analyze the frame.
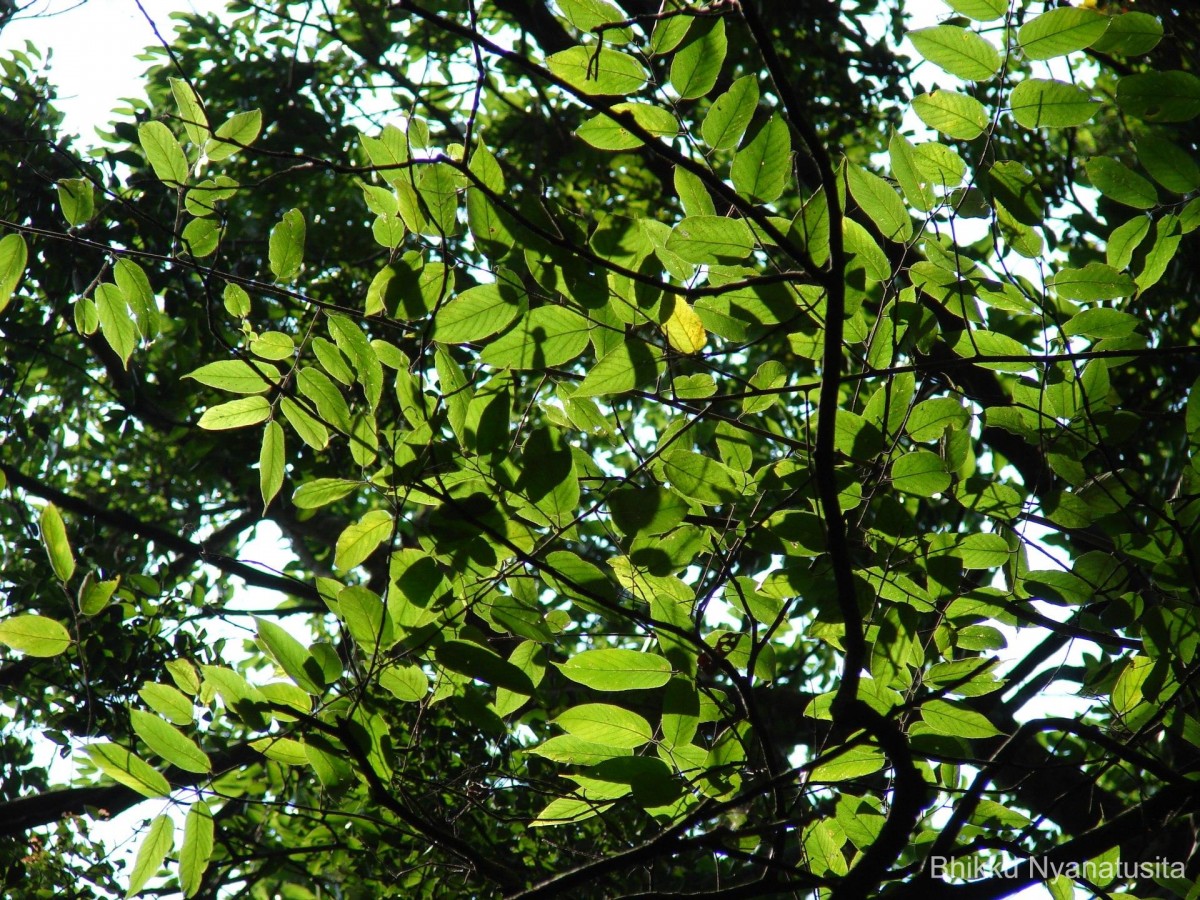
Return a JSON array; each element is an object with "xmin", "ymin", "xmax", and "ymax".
[
  {"xmin": 0, "ymin": 614, "xmax": 71, "ymax": 658},
  {"xmin": 84, "ymin": 743, "xmax": 170, "ymax": 799},
  {"xmin": 556, "ymin": 649, "xmax": 673, "ymax": 691},
  {"xmin": 40, "ymin": 503, "xmax": 75, "ymax": 583},
  {"xmin": 908, "ymin": 25, "xmax": 999, "ymax": 81},
  {"xmin": 1019, "ymin": 8, "xmax": 1108, "ymax": 61}
]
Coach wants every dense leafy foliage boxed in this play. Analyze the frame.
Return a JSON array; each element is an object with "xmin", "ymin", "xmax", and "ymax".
[{"xmin": 2, "ymin": 0, "xmax": 1200, "ymax": 897}]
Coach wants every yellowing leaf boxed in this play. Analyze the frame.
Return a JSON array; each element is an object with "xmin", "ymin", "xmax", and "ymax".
[{"xmin": 663, "ymin": 298, "xmax": 707, "ymax": 354}]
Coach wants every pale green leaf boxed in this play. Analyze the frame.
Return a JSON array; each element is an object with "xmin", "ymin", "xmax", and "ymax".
[
  {"xmin": 847, "ymin": 165, "xmax": 912, "ymax": 242},
  {"xmin": 196, "ymin": 396, "xmax": 271, "ymax": 431},
  {"xmin": 138, "ymin": 121, "xmax": 189, "ymax": 186},
  {"xmin": 130, "ymin": 710, "xmax": 210, "ymax": 774},
  {"xmin": 57, "ymin": 178, "xmax": 94, "ymax": 226},
  {"xmin": 335, "ymin": 509, "xmax": 393, "ymax": 572},
  {"xmin": 179, "ymin": 799, "xmax": 214, "ymax": 897},
  {"xmin": 1019, "ymin": 8, "xmax": 1108, "ymax": 61},
  {"xmin": 553, "ymin": 703, "xmax": 652, "ymax": 748},
  {"xmin": 40, "ymin": 503, "xmax": 75, "ymax": 582},
  {"xmin": 84, "ymin": 743, "xmax": 171, "ymax": 799},
  {"xmin": 185, "ymin": 359, "xmax": 280, "ymax": 394},
  {"xmin": 0, "ymin": 232, "xmax": 28, "ymax": 316},
  {"xmin": 0, "ymin": 614, "xmax": 71, "ymax": 658},
  {"xmin": 577, "ymin": 103, "xmax": 679, "ymax": 150},
  {"xmin": 731, "ymin": 114, "xmax": 790, "ymax": 204},
  {"xmin": 1010, "ymin": 79, "xmax": 1099, "ymax": 129},
  {"xmin": 208, "ymin": 109, "xmax": 262, "ymax": 161},
  {"xmin": 126, "ymin": 815, "xmax": 173, "ymax": 898},
  {"xmin": 556, "ymin": 648, "xmax": 673, "ymax": 691},
  {"xmin": 921, "ymin": 699, "xmax": 1002, "ymax": 738},
  {"xmin": 912, "ymin": 91, "xmax": 988, "ymax": 140},
  {"xmin": 908, "ymin": 25, "xmax": 1000, "ymax": 81}
]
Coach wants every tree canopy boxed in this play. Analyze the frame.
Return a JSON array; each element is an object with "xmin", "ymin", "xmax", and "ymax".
[{"xmin": 2, "ymin": 0, "xmax": 1200, "ymax": 897}]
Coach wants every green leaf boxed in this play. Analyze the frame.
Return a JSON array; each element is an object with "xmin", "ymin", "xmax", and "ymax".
[
  {"xmin": 417, "ymin": 162, "xmax": 462, "ymax": 235},
  {"xmin": 955, "ymin": 533, "xmax": 1011, "ymax": 569},
  {"xmin": 57, "ymin": 178, "xmax": 94, "ymax": 226},
  {"xmin": 607, "ymin": 486, "xmax": 689, "ymax": 536},
  {"xmin": 912, "ymin": 90, "xmax": 988, "ymax": 140},
  {"xmin": 250, "ymin": 736, "xmax": 308, "ymax": 765},
  {"xmin": 553, "ymin": 703, "xmax": 653, "ymax": 748},
  {"xmin": 556, "ymin": 648, "xmax": 673, "ymax": 691},
  {"xmin": 906, "ymin": 398, "xmax": 969, "ymax": 442},
  {"xmin": 114, "ymin": 259, "xmax": 159, "ymax": 338},
  {"xmin": 1018, "ymin": 8, "xmax": 1108, "ymax": 61},
  {"xmin": 79, "ymin": 576, "xmax": 120, "ymax": 616},
  {"xmin": 338, "ymin": 585, "xmax": 393, "ymax": 653},
  {"xmin": 197, "ymin": 396, "xmax": 271, "ymax": 431},
  {"xmin": 702, "ymin": 75, "xmax": 759, "ymax": 151},
  {"xmin": 138, "ymin": 683, "xmax": 194, "ymax": 726},
  {"xmin": 327, "ymin": 314, "xmax": 383, "ymax": 410},
  {"xmin": 950, "ymin": 329, "xmax": 1033, "ymax": 372},
  {"xmin": 891, "ymin": 450, "xmax": 950, "ymax": 497},
  {"xmin": 889, "ymin": 132, "xmax": 936, "ymax": 212},
  {"xmin": 731, "ymin": 114, "xmax": 791, "ymax": 204},
  {"xmin": 179, "ymin": 799, "xmax": 214, "ymax": 898},
  {"xmin": 335, "ymin": 509, "xmax": 393, "ymax": 572},
  {"xmin": 269, "ymin": 208, "xmax": 306, "ymax": 281},
  {"xmin": 40, "ymin": 503, "xmax": 75, "ymax": 582},
  {"xmin": 434, "ymin": 283, "xmax": 522, "ymax": 344},
  {"xmin": 379, "ymin": 664, "xmax": 428, "ymax": 702},
  {"xmin": 185, "ymin": 359, "xmax": 280, "ymax": 394},
  {"xmin": 1113, "ymin": 655, "xmax": 1152, "ymax": 714},
  {"xmin": 530, "ymin": 795, "xmax": 614, "ymax": 827},
  {"xmin": 280, "ymin": 397, "xmax": 329, "ymax": 450},
  {"xmin": 480, "ymin": 306, "xmax": 590, "ymax": 369},
  {"xmin": 84, "ymin": 743, "xmax": 171, "ymax": 799},
  {"xmin": 577, "ymin": 103, "xmax": 678, "ymax": 150},
  {"xmin": 847, "ymin": 165, "xmax": 912, "ymax": 242},
  {"xmin": 259, "ymin": 420, "xmax": 285, "ymax": 511},
  {"xmin": 1092, "ymin": 11, "xmax": 1163, "ymax": 57},
  {"xmin": 223, "ymin": 282, "xmax": 251, "ymax": 317},
  {"xmin": 0, "ymin": 232, "xmax": 27, "ymax": 316},
  {"xmin": 208, "ymin": 109, "xmax": 262, "ymax": 161},
  {"xmin": 180, "ymin": 218, "xmax": 220, "ymax": 257},
  {"xmin": 575, "ymin": 338, "xmax": 661, "ymax": 399},
  {"xmin": 138, "ymin": 121, "xmax": 189, "ymax": 186},
  {"xmin": 1049, "ymin": 263, "xmax": 1137, "ymax": 302},
  {"xmin": 529, "ymin": 735, "xmax": 630, "ymax": 765},
  {"xmin": 256, "ymin": 617, "xmax": 323, "ymax": 694},
  {"xmin": 130, "ymin": 709, "xmax": 210, "ymax": 774},
  {"xmin": 436, "ymin": 640, "xmax": 536, "ymax": 693},
  {"xmin": 1086, "ymin": 158, "xmax": 1157, "ymax": 209},
  {"xmin": 1116, "ymin": 71, "xmax": 1200, "ymax": 123},
  {"xmin": 667, "ymin": 216, "xmax": 755, "ymax": 263},
  {"xmin": 908, "ymin": 25, "xmax": 999, "ymax": 81},
  {"xmin": 293, "ymin": 478, "xmax": 358, "ymax": 509},
  {"xmin": 1062, "ymin": 307, "xmax": 1140, "ymax": 339},
  {"xmin": 1009, "ymin": 78, "xmax": 1099, "ymax": 129},
  {"xmin": 96, "ymin": 282, "xmax": 138, "ymax": 368},
  {"xmin": 558, "ymin": 0, "xmax": 632, "ymax": 42},
  {"xmin": 170, "ymin": 77, "xmax": 208, "ymax": 145},
  {"xmin": 1107, "ymin": 216, "xmax": 1151, "ymax": 271},
  {"xmin": 942, "ymin": 0, "xmax": 1004, "ymax": 21},
  {"xmin": 126, "ymin": 814, "xmax": 173, "ymax": 898},
  {"xmin": 1137, "ymin": 135, "xmax": 1200, "ymax": 194},
  {"xmin": 1137, "ymin": 216, "xmax": 1182, "ymax": 293},
  {"xmin": 547, "ymin": 46, "xmax": 648, "ymax": 96},
  {"xmin": 810, "ymin": 744, "xmax": 886, "ymax": 782},
  {"xmin": 0, "ymin": 614, "xmax": 71, "ymax": 657},
  {"xmin": 920, "ymin": 699, "xmax": 1002, "ymax": 738},
  {"xmin": 663, "ymin": 449, "xmax": 741, "ymax": 506},
  {"xmin": 670, "ymin": 17, "xmax": 725, "ymax": 100}
]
